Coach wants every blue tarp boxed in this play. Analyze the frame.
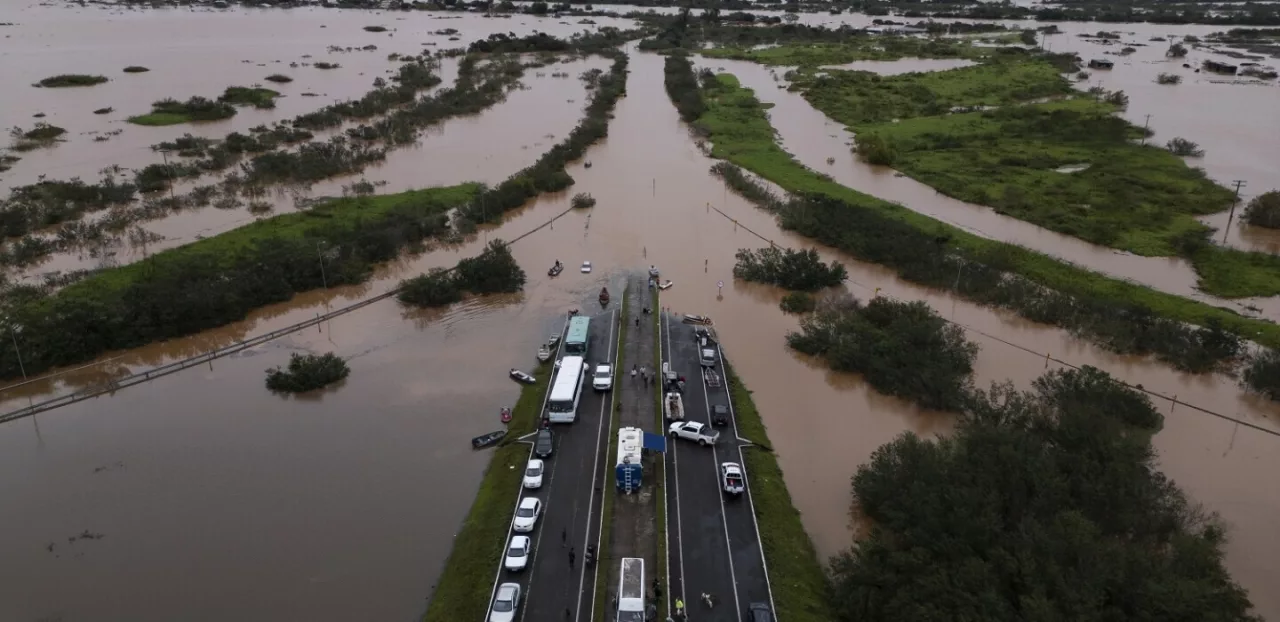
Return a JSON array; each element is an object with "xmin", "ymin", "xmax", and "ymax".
[{"xmin": 642, "ymin": 431, "xmax": 666, "ymax": 452}]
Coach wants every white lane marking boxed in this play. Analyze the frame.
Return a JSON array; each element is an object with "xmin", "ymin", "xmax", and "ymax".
[
  {"xmin": 700, "ymin": 363, "xmax": 742, "ymax": 615},
  {"xmin": 577, "ymin": 305, "xmax": 618, "ymax": 622}
]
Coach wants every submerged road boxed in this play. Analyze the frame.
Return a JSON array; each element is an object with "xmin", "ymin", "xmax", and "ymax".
[
  {"xmin": 484, "ymin": 302, "xmax": 619, "ymax": 622},
  {"xmin": 661, "ymin": 308, "xmax": 776, "ymax": 621}
]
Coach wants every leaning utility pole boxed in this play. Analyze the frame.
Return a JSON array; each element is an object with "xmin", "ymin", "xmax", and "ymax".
[{"xmin": 1223, "ymin": 180, "xmax": 1247, "ymax": 243}]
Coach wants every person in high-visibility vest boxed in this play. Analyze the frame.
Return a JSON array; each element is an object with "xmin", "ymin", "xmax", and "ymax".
[{"xmin": 675, "ymin": 598, "xmax": 685, "ymax": 615}]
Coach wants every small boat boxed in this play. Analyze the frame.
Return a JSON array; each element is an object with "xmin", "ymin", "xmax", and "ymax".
[
  {"xmin": 663, "ymin": 391, "xmax": 685, "ymax": 421},
  {"xmin": 682, "ymin": 314, "xmax": 712, "ymax": 325},
  {"xmin": 510, "ymin": 369, "xmax": 537, "ymax": 385},
  {"xmin": 581, "ymin": 261, "xmax": 592, "ymax": 273},
  {"xmin": 705, "ymin": 369, "xmax": 722, "ymax": 388},
  {"xmin": 584, "ymin": 161, "xmax": 593, "ymax": 169},
  {"xmin": 472, "ymin": 430, "xmax": 507, "ymax": 449},
  {"xmin": 599, "ymin": 287, "xmax": 610, "ymax": 306},
  {"xmin": 547, "ymin": 334, "xmax": 561, "ymax": 349},
  {"xmin": 500, "ymin": 408, "xmax": 512, "ymax": 423},
  {"xmin": 536, "ymin": 345, "xmax": 552, "ymax": 362},
  {"xmin": 548, "ymin": 263, "xmax": 564, "ymax": 277},
  {"xmin": 658, "ymin": 280, "xmax": 673, "ymax": 290}
]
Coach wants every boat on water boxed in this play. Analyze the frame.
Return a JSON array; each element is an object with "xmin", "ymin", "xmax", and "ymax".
[
  {"xmin": 472, "ymin": 430, "xmax": 506, "ymax": 449},
  {"xmin": 547, "ymin": 334, "xmax": 561, "ymax": 349},
  {"xmin": 510, "ymin": 369, "xmax": 537, "ymax": 385},
  {"xmin": 658, "ymin": 280, "xmax": 674, "ymax": 290},
  {"xmin": 663, "ymin": 391, "xmax": 685, "ymax": 421},
  {"xmin": 536, "ymin": 345, "xmax": 552, "ymax": 362},
  {"xmin": 548, "ymin": 263, "xmax": 564, "ymax": 277},
  {"xmin": 682, "ymin": 314, "xmax": 712, "ymax": 325},
  {"xmin": 500, "ymin": 408, "xmax": 512, "ymax": 423},
  {"xmin": 599, "ymin": 287, "xmax": 610, "ymax": 306}
]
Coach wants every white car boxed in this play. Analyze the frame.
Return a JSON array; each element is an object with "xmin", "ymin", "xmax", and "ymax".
[
  {"xmin": 581, "ymin": 261, "xmax": 592, "ymax": 273},
  {"xmin": 523, "ymin": 459, "xmax": 544, "ymax": 489},
  {"xmin": 505, "ymin": 535, "xmax": 532, "ymax": 572},
  {"xmin": 490, "ymin": 582, "xmax": 522, "ymax": 622},
  {"xmin": 593, "ymin": 364, "xmax": 613, "ymax": 391},
  {"xmin": 669, "ymin": 420, "xmax": 720, "ymax": 446},
  {"xmin": 512, "ymin": 497, "xmax": 542, "ymax": 533}
]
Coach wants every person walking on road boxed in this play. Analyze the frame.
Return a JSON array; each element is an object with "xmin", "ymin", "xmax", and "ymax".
[
  {"xmin": 652, "ymin": 577, "xmax": 662, "ymax": 600},
  {"xmin": 635, "ymin": 316, "xmax": 640, "ymax": 328},
  {"xmin": 569, "ymin": 547, "xmax": 576, "ymax": 569},
  {"xmin": 631, "ymin": 365, "xmax": 637, "ymax": 382},
  {"xmin": 675, "ymin": 597, "xmax": 685, "ymax": 618},
  {"xmin": 561, "ymin": 527, "xmax": 567, "ymax": 547}
]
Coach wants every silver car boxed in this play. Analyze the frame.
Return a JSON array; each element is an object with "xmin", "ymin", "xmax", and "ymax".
[{"xmin": 490, "ymin": 582, "xmax": 522, "ymax": 622}]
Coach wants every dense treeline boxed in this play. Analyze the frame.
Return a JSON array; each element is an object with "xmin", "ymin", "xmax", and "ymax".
[
  {"xmin": 733, "ymin": 247, "xmax": 847, "ymax": 291},
  {"xmin": 832, "ymin": 366, "xmax": 1259, "ymax": 621},
  {"xmin": 265, "ymin": 352, "xmax": 350, "ymax": 393},
  {"xmin": 397, "ymin": 240, "xmax": 527, "ymax": 308},
  {"xmin": 0, "ymin": 176, "xmax": 137, "ymax": 239},
  {"xmin": 455, "ymin": 52, "xmax": 628, "ymax": 226},
  {"xmin": 663, "ymin": 54, "xmax": 706, "ymax": 122},
  {"xmin": 788, "ymin": 294, "xmax": 977, "ymax": 411},
  {"xmin": 1242, "ymin": 190, "xmax": 1280, "ymax": 229},
  {"xmin": 0, "ymin": 185, "xmax": 477, "ymax": 380}
]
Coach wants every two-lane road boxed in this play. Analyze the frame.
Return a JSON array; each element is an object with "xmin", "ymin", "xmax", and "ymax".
[{"xmin": 484, "ymin": 307, "xmax": 618, "ymax": 622}]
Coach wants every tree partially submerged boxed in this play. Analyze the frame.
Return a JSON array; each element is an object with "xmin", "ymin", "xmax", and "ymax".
[
  {"xmin": 1167, "ymin": 137, "xmax": 1205, "ymax": 157},
  {"xmin": 36, "ymin": 74, "xmax": 108, "ymax": 87},
  {"xmin": 1241, "ymin": 190, "xmax": 1280, "ymax": 229},
  {"xmin": 398, "ymin": 240, "xmax": 527, "ymax": 308},
  {"xmin": 570, "ymin": 192, "xmax": 596, "ymax": 209},
  {"xmin": 734, "ymin": 246, "xmax": 847, "ymax": 291},
  {"xmin": 830, "ymin": 366, "xmax": 1257, "ymax": 622},
  {"xmin": 265, "ymin": 352, "xmax": 350, "ymax": 393},
  {"xmin": 787, "ymin": 294, "xmax": 977, "ymax": 411}
]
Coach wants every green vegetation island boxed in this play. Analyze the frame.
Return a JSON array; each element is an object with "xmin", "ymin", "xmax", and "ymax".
[
  {"xmin": 128, "ymin": 87, "xmax": 280, "ymax": 125},
  {"xmin": 35, "ymin": 74, "xmax": 108, "ymax": 87}
]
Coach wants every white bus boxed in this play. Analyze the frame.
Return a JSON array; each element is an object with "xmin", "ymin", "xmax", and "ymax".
[
  {"xmin": 547, "ymin": 355, "xmax": 587, "ymax": 423},
  {"xmin": 617, "ymin": 557, "xmax": 645, "ymax": 622}
]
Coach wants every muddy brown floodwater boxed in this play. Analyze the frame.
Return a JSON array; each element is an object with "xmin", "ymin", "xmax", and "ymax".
[{"xmin": 0, "ymin": 15, "xmax": 1278, "ymax": 622}]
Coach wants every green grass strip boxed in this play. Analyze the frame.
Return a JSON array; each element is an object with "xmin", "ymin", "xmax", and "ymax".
[
  {"xmin": 594, "ymin": 286, "xmax": 629, "ymax": 622},
  {"xmin": 698, "ymin": 73, "xmax": 1280, "ymax": 350},
  {"xmin": 651, "ymin": 286, "xmax": 668, "ymax": 613},
  {"xmin": 422, "ymin": 356, "xmax": 553, "ymax": 622},
  {"xmin": 724, "ymin": 361, "xmax": 833, "ymax": 622}
]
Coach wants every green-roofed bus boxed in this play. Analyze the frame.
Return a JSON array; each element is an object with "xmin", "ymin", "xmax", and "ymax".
[{"xmin": 564, "ymin": 316, "xmax": 590, "ymax": 357}]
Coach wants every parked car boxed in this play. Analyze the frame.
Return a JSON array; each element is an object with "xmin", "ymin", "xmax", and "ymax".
[
  {"xmin": 721, "ymin": 462, "xmax": 745, "ymax": 496},
  {"xmin": 490, "ymin": 583, "xmax": 522, "ymax": 622},
  {"xmin": 669, "ymin": 420, "xmax": 719, "ymax": 446},
  {"xmin": 593, "ymin": 364, "xmax": 613, "ymax": 391},
  {"xmin": 711, "ymin": 404, "xmax": 729, "ymax": 427},
  {"xmin": 522, "ymin": 459, "xmax": 544, "ymax": 489},
  {"xmin": 505, "ymin": 535, "xmax": 532, "ymax": 572},
  {"xmin": 699, "ymin": 337, "xmax": 718, "ymax": 368},
  {"xmin": 534, "ymin": 428, "xmax": 554, "ymax": 458},
  {"xmin": 743, "ymin": 602, "xmax": 774, "ymax": 622},
  {"xmin": 512, "ymin": 497, "xmax": 542, "ymax": 533}
]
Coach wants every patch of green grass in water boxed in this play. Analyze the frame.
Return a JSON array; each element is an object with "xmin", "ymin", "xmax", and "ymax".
[
  {"xmin": 126, "ymin": 112, "xmax": 196, "ymax": 126},
  {"xmin": 423, "ymin": 355, "xmax": 553, "ymax": 622},
  {"xmin": 723, "ymin": 361, "xmax": 832, "ymax": 622},
  {"xmin": 698, "ymin": 73, "xmax": 1280, "ymax": 348},
  {"xmin": 702, "ymin": 36, "xmax": 990, "ymax": 66}
]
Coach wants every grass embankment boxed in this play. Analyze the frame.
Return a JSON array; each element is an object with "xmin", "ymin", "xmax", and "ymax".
[
  {"xmin": 702, "ymin": 36, "xmax": 988, "ymax": 66},
  {"xmin": 594, "ymin": 289, "xmax": 629, "ymax": 622},
  {"xmin": 422, "ymin": 357, "xmax": 553, "ymax": 622},
  {"xmin": 787, "ymin": 58, "xmax": 1280, "ymax": 296},
  {"xmin": 650, "ymin": 287, "xmax": 668, "ymax": 613},
  {"xmin": 0, "ymin": 183, "xmax": 477, "ymax": 380},
  {"xmin": 724, "ymin": 361, "xmax": 832, "ymax": 622},
  {"xmin": 36, "ymin": 74, "xmax": 108, "ymax": 87},
  {"xmin": 694, "ymin": 74, "xmax": 1280, "ymax": 362}
]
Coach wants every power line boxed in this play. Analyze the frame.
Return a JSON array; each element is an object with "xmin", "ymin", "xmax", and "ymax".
[{"xmin": 703, "ymin": 201, "xmax": 1280, "ymax": 439}]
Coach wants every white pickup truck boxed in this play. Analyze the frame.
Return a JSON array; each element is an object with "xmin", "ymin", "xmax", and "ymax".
[
  {"xmin": 721, "ymin": 462, "xmax": 745, "ymax": 495},
  {"xmin": 668, "ymin": 421, "xmax": 719, "ymax": 446}
]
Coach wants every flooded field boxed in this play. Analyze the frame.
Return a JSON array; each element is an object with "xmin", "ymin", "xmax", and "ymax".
[{"xmin": 1, "ymin": 6, "xmax": 1278, "ymax": 622}]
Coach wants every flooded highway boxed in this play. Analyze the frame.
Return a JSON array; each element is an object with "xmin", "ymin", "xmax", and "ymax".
[{"xmin": 1, "ymin": 6, "xmax": 1278, "ymax": 621}]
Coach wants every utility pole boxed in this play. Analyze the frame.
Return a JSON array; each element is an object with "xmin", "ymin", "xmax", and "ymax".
[
  {"xmin": 9, "ymin": 324, "xmax": 27, "ymax": 381},
  {"xmin": 1223, "ymin": 180, "xmax": 1247, "ymax": 243},
  {"xmin": 317, "ymin": 241, "xmax": 329, "ymax": 290},
  {"xmin": 1141, "ymin": 114, "xmax": 1151, "ymax": 145},
  {"xmin": 158, "ymin": 149, "xmax": 177, "ymax": 203}
]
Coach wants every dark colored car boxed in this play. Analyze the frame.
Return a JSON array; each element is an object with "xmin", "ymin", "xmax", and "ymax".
[
  {"xmin": 711, "ymin": 404, "xmax": 730, "ymax": 427},
  {"xmin": 744, "ymin": 602, "xmax": 774, "ymax": 622},
  {"xmin": 534, "ymin": 428, "xmax": 555, "ymax": 458}
]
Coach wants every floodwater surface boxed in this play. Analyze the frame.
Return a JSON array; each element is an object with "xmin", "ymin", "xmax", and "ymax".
[{"xmin": 0, "ymin": 12, "xmax": 1278, "ymax": 622}]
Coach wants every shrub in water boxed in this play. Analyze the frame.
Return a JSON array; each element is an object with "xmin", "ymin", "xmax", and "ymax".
[{"xmin": 265, "ymin": 352, "xmax": 350, "ymax": 393}]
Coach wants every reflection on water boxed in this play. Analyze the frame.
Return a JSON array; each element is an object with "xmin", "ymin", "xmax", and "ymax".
[{"xmin": 0, "ymin": 11, "xmax": 1278, "ymax": 622}]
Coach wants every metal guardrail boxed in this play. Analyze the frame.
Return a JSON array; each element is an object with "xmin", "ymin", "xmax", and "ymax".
[{"xmin": 0, "ymin": 206, "xmax": 575, "ymax": 425}]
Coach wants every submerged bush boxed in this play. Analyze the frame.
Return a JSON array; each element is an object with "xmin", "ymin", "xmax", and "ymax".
[
  {"xmin": 1167, "ymin": 137, "xmax": 1205, "ymax": 157},
  {"xmin": 854, "ymin": 132, "xmax": 898, "ymax": 166},
  {"xmin": 779, "ymin": 291, "xmax": 816, "ymax": 314},
  {"xmin": 399, "ymin": 240, "xmax": 527, "ymax": 308},
  {"xmin": 264, "ymin": 74, "xmax": 294, "ymax": 83},
  {"xmin": 1242, "ymin": 348, "xmax": 1280, "ymax": 400},
  {"xmin": 787, "ymin": 294, "xmax": 978, "ymax": 411},
  {"xmin": 265, "ymin": 352, "xmax": 350, "ymax": 393},
  {"xmin": 734, "ymin": 246, "xmax": 847, "ymax": 291},
  {"xmin": 1156, "ymin": 72, "xmax": 1183, "ymax": 84},
  {"xmin": 1242, "ymin": 190, "xmax": 1280, "ymax": 229},
  {"xmin": 219, "ymin": 86, "xmax": 280, "ymax": 109},
  {"xmin": 313, "ymin": 62, "xmax": 341, "ymax": 70},
  {"xmin": 664, "ymin": 54, "xmax": 706, "ymax": 122},
  {"xmin": 122, "ymin": 66, "xmax": 150, "ymax": 73},
  {"xmin": 570, "ymin": 192, "xmax": 596, "ymax": 209},
  {"xmin": 36, "ymin": 74, "xmax": 108, "ymax": 87},
  {"xmin": 398, "ymin": 267, "xmax": 463, "ymax": 307}
]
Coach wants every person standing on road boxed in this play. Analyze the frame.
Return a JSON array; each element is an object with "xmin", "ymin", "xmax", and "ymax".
[
  {"xmin": 631, "ymin": 366, "xmax": 637, "ymax": 382},
  {"xmin": 636, "ymin": 316, "xmax": 640, "ymax": 328},
  {"xmin": 569, "ymin": 547, "xmax": 576, "ymax": 569},
  {"xmin": 561, "ymin": 527, "xmax": 567, "ymax": 548}
]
